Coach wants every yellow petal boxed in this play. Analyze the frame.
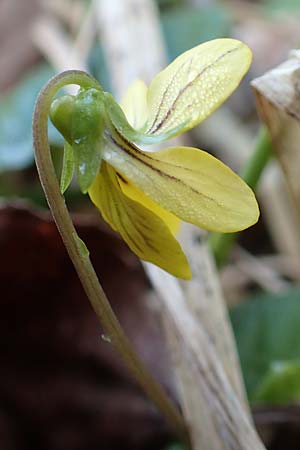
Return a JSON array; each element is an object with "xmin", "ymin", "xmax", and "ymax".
[
  {"xmin": 102, "ymin": 138, "xmax": 259, "ymax": 233},
  {"xmin": 88, "ymin": 162, "xmax": 191, "ymax": 279},
  {"xmin": 120, "ymin": 79, "xmax": 148, "ymax": 129},
  {"xmin": 117, "ymin": 171, "xmax": 180, "ymax": 236},
  {"xmin": 144, "ymin": 38, "xmax": 252, "ymax": 140}
]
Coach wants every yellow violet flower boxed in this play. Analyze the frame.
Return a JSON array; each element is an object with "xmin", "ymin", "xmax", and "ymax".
[{"xmin": 50, "ymin": 38, "xmax": 259, "ymax": 279}]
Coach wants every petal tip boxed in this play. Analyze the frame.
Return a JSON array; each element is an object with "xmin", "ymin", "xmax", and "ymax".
[
  {"xmin": 181, "ymin": 266, "xmax": 193, "ymax": 280},
  {"xmin": 165, "ymin": 260, "xmax": 192, "ymax": 280}
]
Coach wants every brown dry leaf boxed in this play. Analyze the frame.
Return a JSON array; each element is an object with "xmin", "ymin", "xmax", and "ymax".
[
  {"xmin": 0, "ymin": 203, "xmax": 174, "ymax": 450},
  {"xmin": 251, "ymin": 50, "xmax": 300, "ymax": 212}
]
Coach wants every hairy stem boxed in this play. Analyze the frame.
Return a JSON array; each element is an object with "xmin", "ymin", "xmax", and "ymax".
[
  {"xmin": 32, "ymin": 70, "xmax": 188, "ymax": 442},
  {"xmin": 210, "ymin": 127, "xmax": 272, "ymax": 267}
]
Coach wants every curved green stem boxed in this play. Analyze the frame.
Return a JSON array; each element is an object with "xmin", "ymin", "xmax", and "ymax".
[
  {"xmin": 33, "ymin": 70, "xmax": 188, "ymax": 443},
  {"xmin": 210, "ymin": 127, "xmax": 272, "ymax": 267}
]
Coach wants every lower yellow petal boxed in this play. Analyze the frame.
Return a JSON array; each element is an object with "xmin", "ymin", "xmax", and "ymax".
[
  {"xmin": 117, "ymin": 171, "xmax": 180, "ymax": 236},
  {"xmin": 102, "ymin": 138, "xmax": 259, "ymax": 233},
  {"xmin": 88, "ymin": 162, "xmax": 191, "ymax": 279}
]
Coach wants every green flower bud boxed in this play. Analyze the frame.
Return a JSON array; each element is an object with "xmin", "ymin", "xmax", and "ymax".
[
  {"xmin": 50, "ymin": 94, "xmax": 75, "ymax": 143},
  {"xmin": 71, "ymin": 88, "xmax": 105, "ymax": 142},
  {"xmin": 50, "ymin": 88, "xmax": 105, "ymax": 145}
]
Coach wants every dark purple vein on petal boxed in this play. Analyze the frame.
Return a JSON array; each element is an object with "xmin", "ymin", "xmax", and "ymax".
[
  {"xmin": 148, "ymin": 44, "xmax": 241, "ymax": 135},
  {"xmin": 108, "ymin": 134, "xmax": 225, "ymax": 209},
  {"xmin": 146, "ymin": 57, "xmax": 193, "ymax": 134}
]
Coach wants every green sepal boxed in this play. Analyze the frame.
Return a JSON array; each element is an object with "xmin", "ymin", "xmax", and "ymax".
[
  {"xmin": 103, "ymin": 92, "xmax": 163, "ymax": 146},
  {"xmin": 73, "ymin": 135, "xmax": 104, "ymax": 193},
  {"xmin": 60, "ymin": 140, "xmax": 75, "ymax": 194},
  {"xmin": 70, "ymin": 88, "xmax": 105, "ymax": 193}
]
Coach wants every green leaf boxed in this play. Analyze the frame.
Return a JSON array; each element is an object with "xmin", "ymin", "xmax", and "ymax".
[
  {"xmin": 230, "ymin": 287, "xmax": 300, "ymax": 400},
  {"xmin": 253, "ymin": 360, "xmax": 300, "ymax": 405},
  {"xmin": 88, "ymin": 44, "xmax": 111, "ymax": 92},
  {"xmin": 0, "ymin": 64, "xmax": 61, "ymax": 172},
  {"xmin": 60, "ymin": 141, "xmax": 74, "ymax": 194},
  {"xmin": 161, "ymin": 6, "xmax": 232, "ymax": 61},
  {"xmin": 156, "ymin": 0, "xmax": 184, "ymax": 12},
  {"xmin": 163, "ymin": 444, "xmax": 188, "ymax": 450},
  {"xmin": 263, "ymin": 0, "xmax": 300, "ymax": 12}
]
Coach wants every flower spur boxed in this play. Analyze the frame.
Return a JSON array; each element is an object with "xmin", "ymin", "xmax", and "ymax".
[{"xmin": 50, "ymin": 38, "xmax": 259, "ymax": 279}]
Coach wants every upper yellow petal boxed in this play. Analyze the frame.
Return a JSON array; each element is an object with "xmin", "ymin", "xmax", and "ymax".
[
  {"xmin": 143, "ymin": 38, "xmax": 252, "ymax": 140},
  {"xmin": 120, "ymin": 79, "xmax": 148, "ymax": 130},
  {"xmin": 102, "ymin": 137, "xmax": 259, "ymax": 233},
  {"xmin": 88, "ymin": 162, "xmax": 191, "ymax": 279}
]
